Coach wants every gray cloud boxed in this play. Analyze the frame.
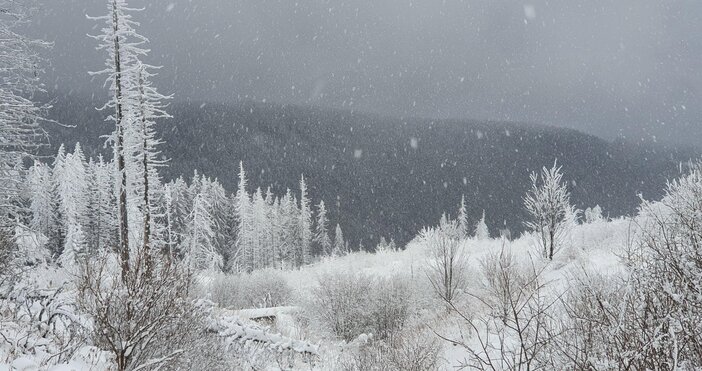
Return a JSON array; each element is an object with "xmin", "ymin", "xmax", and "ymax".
[{"xmin": 30, "ymin": 0, "xmax": 702, "ymax": 147}]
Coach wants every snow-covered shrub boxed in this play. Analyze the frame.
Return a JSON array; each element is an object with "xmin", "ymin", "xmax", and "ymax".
[
  {"xmin": 583, "ymin": 205, "xmax": 604, "ymax": 223},
  {"xmin": 147, "ymin": 305, "xmax": 233, "ymax": 371},
  {"xmin": 338, "ymin": 330, "xmax": 441, "ymax": 371},
  {"xmin": 383, "ymin": 330, "xmax": 442, "ymax": 371},
  {"xmin": 240, "ymin": 269, "xmax": 293, "ymax": 308},
  {"xmin": 551, "ymin": 267, "xmax": 630, "ymax": 369},
  {"xmin": 0, "ymin": 285, "xmax": 85, "ymax": 366},
  {"xmin": 0, "ymin": 230, "xmax": 17, "ymax": 291},
  {"xmin": 206, "ymin": 269, "xmax": 293, "ymax": 309},
  {"xmin": 614, "ymin": 161, "xmax": 702, "ymax": 368},
  {"xmin": 77, "ymin": 251, "xmax": 221, "ymax": 371},
  {"xmin": 306, "ymin": 272, "xmax": 410, "ymax": 342},
  {"xmin": 440, "ymin": 247, "xmax": 559, "ymax": 370}
]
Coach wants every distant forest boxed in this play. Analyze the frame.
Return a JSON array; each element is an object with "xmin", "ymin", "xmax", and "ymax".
[{"xmin": 43, "ymin": 92, "xmax": 698, "ymax": 248}]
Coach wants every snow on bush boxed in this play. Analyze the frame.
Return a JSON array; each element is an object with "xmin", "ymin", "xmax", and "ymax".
[
  {"xmin": 304, "ymin": 271, "xmax": 410, "ymax": 342},
  {"xmin": 201, "ymin": 268, "xmax": 293, "ymax": 309},
  {"xmin": 335, "ymin": 330, "xmax": 442, "ymax": 371}
]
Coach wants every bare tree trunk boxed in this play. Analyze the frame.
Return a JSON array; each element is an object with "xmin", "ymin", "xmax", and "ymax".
[
  {"xmin": 111, "ymin": 0, "xmax": 130, "ymax": 283},
  {"xmin": 138, "ymin": 70, "xmax": 153, "ymax": 278}
]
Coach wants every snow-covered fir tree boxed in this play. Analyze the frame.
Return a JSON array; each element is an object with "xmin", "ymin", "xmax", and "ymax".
[
  {"xmin": 234, "ymin": 162, "xmax": 253, "ymax": 272},
  {"xmin": 184, "ymin": 192, "xmax": 222, "ymax": 271},
  {"xmin": 332, "ymin": 223, "xmax": 346, "ymax": 256},
  {"xmin": 27, "ymin": 162, "xmax": 54, "ymax": 239},
  {"xmin": 298, "ymin": 175, "xmax": 312, "ymax": 266},
  {"xmin": 277, "ymin": 189, "xmax": 298, "ymax": 268},
  {"xmin": 457, "ymin": 194, "xmax": 469, "ymax": 239},
  {"xmin": 88, "ymin": 155, "xmax": 117, "ymax": 253},
  {"xmin": 314, "ymin": 200, "xmax": 332, "ymax": 256},
  {"xmin": 474, "ymin": 210, "xmax": 489, "ymax": 240},
  {"xmin": 56, "ymin": 144, "xmax": 90, "ymax": 267},
  {"xmin": 251, "ymin": 187, "xmax": 270, "ymax": 270},
  {"xmin": 125, "ymin": 61, "xmax": 171, "ymax": 268}
]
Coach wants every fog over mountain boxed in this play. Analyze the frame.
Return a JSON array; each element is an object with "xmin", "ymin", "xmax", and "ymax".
[
  {"xmin": 44, "ymin": 95, "xmax": 699, "ymax": 247},
  {"xmin": 30, "ymin": 0, "xmax": 702, "ymax": 148}
]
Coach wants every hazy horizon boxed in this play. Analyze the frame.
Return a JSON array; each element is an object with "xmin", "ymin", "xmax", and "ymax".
[{"xmin": 30, "ymin": 0, "xmax": 702, "ymax": 148}]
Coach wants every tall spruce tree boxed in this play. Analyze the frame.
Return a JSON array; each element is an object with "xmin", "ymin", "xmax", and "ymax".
[
  {"xmin": 457, "ymin": 194, "xmax": 469, "ymax": 239},
  {"xmin": 314, "ymin": 200, "xmax": 332, "ymax": 256},
  {"xmin": 234, "ymin": 162, "xmax": 252, "ymax": 272},
  {"xmin": 332, "ymin": 223, "xmax": 346, "ymax": 257},
  {"xmin": 298, "ymin": 175, "xmax": 312, "ymax": 266}
]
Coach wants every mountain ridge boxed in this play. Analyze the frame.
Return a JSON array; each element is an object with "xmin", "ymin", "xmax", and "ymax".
[{"xmin": 42, "ymin": 93, "xmax": 699, "ymax": 248}]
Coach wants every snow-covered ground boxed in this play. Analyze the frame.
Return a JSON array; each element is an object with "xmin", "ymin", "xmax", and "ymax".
[
  {"xmin": 234, "ymin": 216, "xmax": 631, "ymax": 369},
  {"xmin": 0, "ymin": 216, "xmax": 637, "ymax": 370}
]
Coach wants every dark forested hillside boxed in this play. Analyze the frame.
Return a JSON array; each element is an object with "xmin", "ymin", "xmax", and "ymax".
[{"xmin": 44, "ymin": 93, "xmax": 697, "ymax": 248}]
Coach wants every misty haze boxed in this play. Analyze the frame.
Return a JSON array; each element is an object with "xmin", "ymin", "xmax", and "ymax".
[{"xmin": 1, "ymin": 1, "xmax": 701, "ymax": 370}]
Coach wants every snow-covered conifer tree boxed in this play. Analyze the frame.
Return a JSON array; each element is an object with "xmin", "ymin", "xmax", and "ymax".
[
  {"xmin": 57, "ymin": 144, "xmax": 90, "ymax": 267},
  {"xmin": 89, "ymin": 155, "xmax": 117, "ymax": 252},
  {"xmin": 184, "ymin": 192, "xmax": 222, "ymax": 271},
  {"xmin": 314, "ymin": 200, "xmax": 332, "ymax": 256},
  {"xmin": 277, "ymin": 189, "xmax": 296, "ymax": 267},
  {"xmin": 332, "ymin": 223, "xmax": 346, "ymax": 256},
  {"xmin": 474, "ymin": 210, "xmax": 489, "ymax": 240},
  {"xmin": 298, "ymin": 175, "xmax": 312, "ymax": 266},
  {"xmin": 234, "ymin": 162, "xmax": 253, "ymax": 272},
  {"xmin": 126, "ymin": 61, "xmax": 171, "ymax": 273},
  {"xmin": 251, "ymin": 187, "xmax": 269, "ymax": 270},
  {"xmin": 457, "ymin": 194, "xmax": 469, "ymax": 239},
  {"xmin": 48, "ymin": 145, "xmax": 67, "ymax": 257},
  {"xmin": 268, "ymin": 196, "xmax": 282, "ymax": 268},
  {"xmin": 27, "ymin": 162, "xmax": 54, "ymax": 238}
]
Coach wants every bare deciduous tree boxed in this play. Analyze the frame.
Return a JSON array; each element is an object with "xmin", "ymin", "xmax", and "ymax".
[
  {"xmin": 523, "ymin": 160, "xmax": 577, "ymax": 260},
  {"xmin": 0, "ymin": 0, "xmax": 50, "ymax": 226},
  {"xmin": 425, "ymin": 228, "xmax": 467, "ymax": 305},
  {"xmin": 435, "ymin": 247, "xmax": 560, "ymax": 370},
  {"xmin": 77, "ymin": 250, "xmax": 195, "ymax": 371}
]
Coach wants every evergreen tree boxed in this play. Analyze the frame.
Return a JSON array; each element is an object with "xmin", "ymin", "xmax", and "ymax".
[
  {"xmin": 184, "ymin": 192, "xmax": 221, "ymax": 270},
  {"xmin": 91, "ymin": 155, "xmax": 118, "ymax": 252},
  {"xmin": 127, "ymin": 61, "xmax": 171, "ymax": 273},
  {"xmin": 277, "ymin": 189, "xmax": 297, "ymax": 268},
  {"xmin": 57, "ymin": 144, "xmax": 90, "ymax": 267},
  {"xmin": 164, "ymin": 177, "xmax": 189, "ymax": 258},
  {"xmin": 474, "ymin": 210, "xmax": 489, "ymax": 240},
  {"xmin": 332, "ymin": 223, "xmax": 345, "ymax": 257},
  {"xmin": 251, "ymin": 187, "xmax": 269, "ymax": 270},
  {"xmin": 234, "ymin": 162, "xmax": 252, "ymax": 272},
  {"xmin": 458, "ymin": 194, "xmax": 469, "ymax": 239},
  {"xmin": 314, "ymin": 200, "xmax": 332, "ymax": 256},
  {"xmin": 49, "ymin": 145, "xmax": 67, "ymax": 257},
  {"xmin": 202, "ymin": 177, "xmax": 229, "ymax": 266},
  {"xmin": 27, "ymin": 161, "xmax": 54, "ymax": 238},
  {"xmin": 269, "ymin": 196, "xmax": 282, "ymax": 268},
  {"xmin": 298, "ymin": 175, "xmax": 312, "ymax": 266}
]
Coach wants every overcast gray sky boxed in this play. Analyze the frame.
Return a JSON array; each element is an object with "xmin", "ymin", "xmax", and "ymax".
[{"xmin": 30, "ymin": 0, "xmax": 702, "ymax": 147}]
